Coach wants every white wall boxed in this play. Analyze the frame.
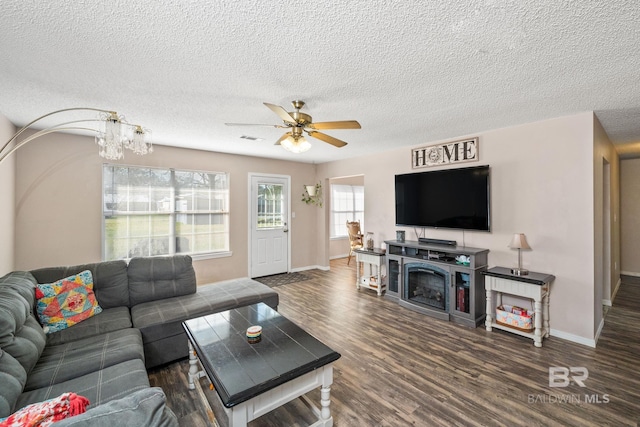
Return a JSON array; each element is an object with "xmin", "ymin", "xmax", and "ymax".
[
  {"xmin": 9, "ymin": 111, "xmax": 620, "ymax": 345},
  {"xmin": 318, "ymin": 112, "xmax": 612, "ymax": 344},
  {"xmin": 0, "ymin": 113, "xmax": 16, "ymax": 276},
  {"xmin": 14, "ymin": 133, "xmax": 319, "ymax": 284}
]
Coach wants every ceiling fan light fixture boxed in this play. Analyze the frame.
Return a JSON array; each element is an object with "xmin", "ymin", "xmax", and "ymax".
[
  {"xmin": 226, "ymin": 100, "xmax": 360, "ymax": 151},
  {"xmin": 281, "ymin": 135, "xmax": 311, "ymax": 153}
]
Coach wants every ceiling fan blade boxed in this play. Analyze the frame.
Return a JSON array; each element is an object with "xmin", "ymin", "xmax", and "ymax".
[
  {"xmin": 274, "ymin": 132, "xmax": 291, "ymax": 145},
  {"xmin": 307, "ymin": 131, "xmax": 348, "ymax": 148},
  {"xmin": 225, "ymin": 123, "xmax": 288, "ymax": 128},
  {"xmin": 307, "ymin": 120, "xmax": 361, "ymax": 130},
  {"xmin": 264, "ymin": 103, "xmax": 297, "ymax": 124}
]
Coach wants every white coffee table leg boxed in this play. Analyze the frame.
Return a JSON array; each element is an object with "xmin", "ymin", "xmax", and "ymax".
[
  {"xmin": 315, "ymin": 365, "xmax": 334, "ymax": 426},
  {"xmin": 187, "ymin": 340, "xmax": 204, "ymax": 390},
  {"xmin": 320, "ymin": 386, "xmax": 332, "ymax": 424},
  {"xmin": 230, "ymin": 406, "xmax": 249, "ymax": 427}
]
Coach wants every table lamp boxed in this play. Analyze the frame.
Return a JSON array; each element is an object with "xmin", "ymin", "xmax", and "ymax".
[{"xmin": 508, "ymin": 233, "xmax": 531, "ymax": 276}]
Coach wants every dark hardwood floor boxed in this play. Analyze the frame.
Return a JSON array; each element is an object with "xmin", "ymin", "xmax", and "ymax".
[{"xmin": 148, "ymin": 259, "xmax": 640, "ymax": 426}]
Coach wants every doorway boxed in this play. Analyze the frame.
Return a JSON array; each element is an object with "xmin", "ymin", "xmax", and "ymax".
[
  {"xmin": 249, "ymin": 173, "xmax": 290, "ymax": 278},
  {"xmin": 603, "ymin": 159, "xmax": 612, "ymax": 307}
]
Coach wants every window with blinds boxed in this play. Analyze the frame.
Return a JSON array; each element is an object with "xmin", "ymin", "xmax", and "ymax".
[
  {"xmin": 102, "ymin": 165, "xmax": 229, "ymax": 260},
  {"xmin": 330, "ymin": 184, "xmax": 364, "ymax": 238}
]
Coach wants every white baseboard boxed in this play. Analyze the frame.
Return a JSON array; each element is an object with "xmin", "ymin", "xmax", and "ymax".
[
  {"xmin": 602, "ymin": 277, "xmax": 622, "ymax": 306},
  {"xmin": 550, "ymin": 329, "xmax": 596, "ymax": 348},
  {"xmin": 620, "ymin": 270, "xmax": 640, "ymax": 277},
  {"xmin": 330, "ymin": 254, "xmax": 349, "ymax": 260},
  {"xmin": 594, "ymin": 318, "xmax": 605, "ymax": 345},
  {"xmin": 611, "ymin": 277, "xmax": 622, "ymax": 301}
]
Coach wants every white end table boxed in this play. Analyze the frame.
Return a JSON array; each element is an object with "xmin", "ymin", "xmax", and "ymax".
[
  {"xmin": 354, "ymin": 248, "xmax": 386, "ymax": 296},
  {"xmin": 483, "ymin": 267, "xmax": 555, "ymax": 347}
]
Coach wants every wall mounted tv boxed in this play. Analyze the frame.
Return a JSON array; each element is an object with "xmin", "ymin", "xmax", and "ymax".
[{"xmin": 395, "ymin": 165, "xmax": 491, "ymax": 231}]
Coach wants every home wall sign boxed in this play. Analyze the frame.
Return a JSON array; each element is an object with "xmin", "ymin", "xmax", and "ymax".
[{"xmin": 411, "ymin": 137, "xmax": 479, "ymax": 169}]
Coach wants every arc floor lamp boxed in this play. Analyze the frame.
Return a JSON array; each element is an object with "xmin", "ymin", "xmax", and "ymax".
[{"xmin": 0, "ymin": 107, "xmax": 152, "ymax": 164}]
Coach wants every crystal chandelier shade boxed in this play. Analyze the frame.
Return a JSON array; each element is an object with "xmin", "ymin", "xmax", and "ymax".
[
  {"xmin": 281, "ymin": 135, "xmax": 311, "ymax": 153},
  {"xmin": 0, "ymin": 107, "xmax": 153, "ymax": 164},
  {"xmin": 126, "ymin": 126, "xmax": 153, "ymax": 156}
]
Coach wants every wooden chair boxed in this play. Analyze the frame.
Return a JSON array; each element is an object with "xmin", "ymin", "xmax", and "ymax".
[{"xmin": 346, "ymin": 220, "xmax": 364, "ymax": 265}]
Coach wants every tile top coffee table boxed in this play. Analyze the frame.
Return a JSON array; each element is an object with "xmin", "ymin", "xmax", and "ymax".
[{"xmin": 183, "ymin": 303, "xmax": 341, "ymax": 427}]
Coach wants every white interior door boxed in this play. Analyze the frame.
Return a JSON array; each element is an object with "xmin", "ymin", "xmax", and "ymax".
[{"xmin": 250, "ymin": 174, "xmax": 289, "ymax": 278}]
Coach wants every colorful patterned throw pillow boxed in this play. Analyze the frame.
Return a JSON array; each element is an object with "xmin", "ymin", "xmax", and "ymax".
[{"xmin": 35, "ymin": 270, "xmax": 102, "ymax": 334}]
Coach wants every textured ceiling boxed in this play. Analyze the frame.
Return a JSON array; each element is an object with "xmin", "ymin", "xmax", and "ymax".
[{"xmin": 1, "ymin": 1, "xmax": 639, "ymax": 163}]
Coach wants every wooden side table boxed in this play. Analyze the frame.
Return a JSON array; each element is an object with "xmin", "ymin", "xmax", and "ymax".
[
  {"xmin": 354, "ymin": 248, "xmax": 386, "ymax": 296},
  {"xmin": 483, "ymin": 267, "xmax": 555, "ymax": 347}
]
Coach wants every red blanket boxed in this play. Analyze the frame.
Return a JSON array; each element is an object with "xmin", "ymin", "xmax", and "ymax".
[{"xmin": 0, "ymin": 393, "xmax": 89, "ymax": 427}]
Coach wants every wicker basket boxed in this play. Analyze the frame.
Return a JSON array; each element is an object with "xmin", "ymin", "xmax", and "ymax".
[{"xmin": 496, "ymin": 305, "xmax": 534, "ymax": 332}]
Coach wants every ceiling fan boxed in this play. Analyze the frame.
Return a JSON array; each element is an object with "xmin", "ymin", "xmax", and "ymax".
[{"xmin": 225, "ymin": 100, "xmax": 361, "ymax": 153}]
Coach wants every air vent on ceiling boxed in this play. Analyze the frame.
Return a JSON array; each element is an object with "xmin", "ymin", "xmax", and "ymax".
[{"xmin": 240, "ymin": 135, "xmax": 264, "ymax": 141}]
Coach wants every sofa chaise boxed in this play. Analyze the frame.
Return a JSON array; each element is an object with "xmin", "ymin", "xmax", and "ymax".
[{"xmin": 0, "ymin": 254, "xmax": 279, "ymax": 425}]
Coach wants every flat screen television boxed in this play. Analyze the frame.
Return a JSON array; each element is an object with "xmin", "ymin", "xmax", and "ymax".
[{"xmin": 395, "ymin": 165, "xmax": 491, "ymax": 231}]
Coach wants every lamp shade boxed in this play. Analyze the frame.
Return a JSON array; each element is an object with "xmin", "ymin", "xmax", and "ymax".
[
  {"xmin": 508, "ymin": 233, "xmax": 531, "ymax": 250},
  {"xmin": 281, "ymin": 135, "xmax": 311, "ymax": 153}
]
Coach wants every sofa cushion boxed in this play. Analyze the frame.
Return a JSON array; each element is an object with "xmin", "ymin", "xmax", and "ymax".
[
  {"xmin": 35, "ymin": 270, "xmax": 103, "ymax": 334},
  {"xmin": 0, "ymin": 271, "xmax": 39, "ymax": 308},
  {"xmin": 131, "ymin": 278, "xmax": 278, "ymax": 368},
  {"xmin": 0, "ymin": 288, "xmax": 47, "ymax": 376},
  {"xmin": 53, "ymin": 388, "xmax": 178, "ymax": 427},
  {"xmin": 45, "ymin": 307, "xmax": 132, "ymax": 346},
  {"xmin": 25, "ymin": 328, "xmax": 145, "ymax": 391},
  {"xmin": 16, "ymin": 359, "xmax": 150, "ymax": 411},
  {"xmin": 31, "ymin": 260, "xmax": 129, "ymax": 309},
  {"xmin": 131, "ymin": 278, "xmax": 279, "ymax": 344},
  {"xmin": 127, "ymin": 255, "xmax": 196, "ymax": 306},
  {"xmin": 0, "ymin": 349, "xmax": 27, "ymax": 418}
]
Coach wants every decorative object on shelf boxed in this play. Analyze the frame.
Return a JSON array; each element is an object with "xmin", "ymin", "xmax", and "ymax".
[
  {"xmin": 455, "ymin": 255, "xmax": 471, "ymax": 266},
  {"xmin": 366, "ymin": 232, "xmax": 374, "ymax": 250},
  {"xmin": 301, "ymin": 183, "xmax": 323, "ymax": 206},
  {"xmin": 396, "ymin": 230, "xmax": 405, "ymax": 242},
  {"xmin": 508, "ymin": 233, "xmax": 531, "ymax": 276},
  {"xmin": 0, "ymin": 107, "xmax": 152, "ymax": 164}
]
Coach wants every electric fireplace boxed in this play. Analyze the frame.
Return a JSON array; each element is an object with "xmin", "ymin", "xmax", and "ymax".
[{"xmin": 402, "ymin": 262, "xmax": 449, "ymax": 314}]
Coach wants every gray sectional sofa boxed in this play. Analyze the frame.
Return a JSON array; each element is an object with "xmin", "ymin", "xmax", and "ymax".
[{"xmin": 0, "ymin": 254, "xmax": 279, "ymax": 425}]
